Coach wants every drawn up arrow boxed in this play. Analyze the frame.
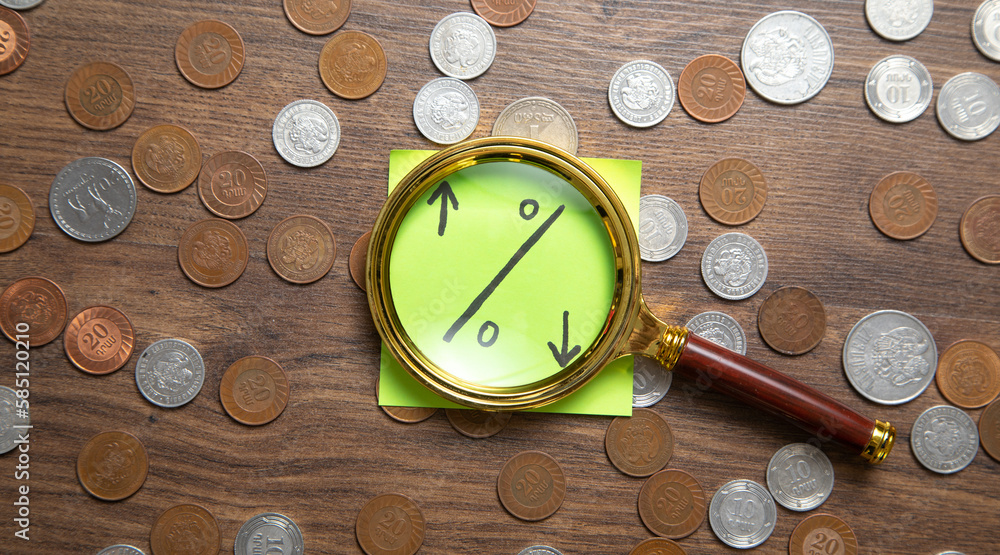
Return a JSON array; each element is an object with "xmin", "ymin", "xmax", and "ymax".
[
  {"xmin": 427, "ymin": 180, "xmax": 458, "ymax": 236},
  {"xmin": 547, "ymin": 310, "xmax": 581, "ymax": 367}
]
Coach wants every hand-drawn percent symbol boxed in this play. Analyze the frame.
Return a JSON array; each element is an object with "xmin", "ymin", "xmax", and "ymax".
[{"xmin": 432, "ymin": 184, "xmax": 581, "ymax": 367}]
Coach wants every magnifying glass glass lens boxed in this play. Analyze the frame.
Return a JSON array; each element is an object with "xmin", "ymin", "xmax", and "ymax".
[{"xmin": 388, "ymin": 161, "xmax": 616, "ymax": 387}]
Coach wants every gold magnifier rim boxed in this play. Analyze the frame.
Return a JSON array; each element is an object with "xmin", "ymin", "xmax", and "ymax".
[{"xmin": 367, "ymin": 136, "xmax": 642, "ymax": 410}]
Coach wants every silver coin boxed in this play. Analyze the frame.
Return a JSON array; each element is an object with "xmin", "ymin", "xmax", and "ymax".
[
  {"xmin": 632, "ymin": 356, "xmax": 672, "ymax": 407},
  {"xmin": 741, "ymin": 11, "xmax": 834, "ymax": 105},
  {"xmin": 0, "ymin": 386, "xmax": 29, "ymax": 455},
  {"xmin": 517, "ymin": 547, "xmax": 563, "ymax": 555},
  {"xmin": 708, "ymin": 479, "xmax": 777, "ymax": 549},
  {"xmin": 936, "ymin": 72, "xmax": 1000, "ymax": 141},
  {"xmin": 865, "ymin": 0, "xmax": 933, "ymax": 41},
  {"xmin": 864, "ymin": 55, "xmax": 933, "ymax": 123},
  {"xmin": 910, "ymin": 405, "xmax": 979, "ymax": 474},
  {"xmin": 842, "ymin": 310, "xmax": 937, "ymax": 405},
  {"xmin": 49, "ymin": 157, "xmax": 137, "ymax": 242},
  {"xmin": 235, "ymin": 513, "xmax": 304, "ymax": 555},
  {"xmin": 135, "ymin": 339, "xmax": 206, "ymax": 408},
  {"xmin": 765, "ymin": 443, "xmax": 834, "ymax": 512},
  {"xmin": 700, "ymin": 232, "xmax": 768, "ymax": 301},
  {"xmin": 413, "ymin": 77, "xmax": 480, "ymax": 145},
  {"xmin": 686, "ymin": 311, "xmax": 747, "ymax": 355},
  {"xmin": 973, "ymin": 0, "xmax": 1000, "ymax": 61},
  {"xmin": 608, "ymin": 60, "xmax": 674, "ymax": 128},
  {"xmin": 429, "ymin": 12, "xmax": 497, "ymax": 80},
  {"xmin": 0, "ymin": 0, "xmax": 44, "ymax": 8},
  {"xmin": 96, "ymin": 546, "xmax": 145, "ymax": 555},
  {"xmin": 492, "ymin": 96, "xmax": 579, "ymax": 155},
  {"xmin": 638, "ymin": 194, "xmax": 687, "ymax": 262},
  {"xmin": 272, "ymin": 99, "xmax": 340, "ymax": 168}
]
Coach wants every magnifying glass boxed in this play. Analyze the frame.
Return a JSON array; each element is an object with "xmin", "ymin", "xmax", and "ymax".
[{"xmin": 367, "ymin": 136, "xmax": 895, "ymax": 464}]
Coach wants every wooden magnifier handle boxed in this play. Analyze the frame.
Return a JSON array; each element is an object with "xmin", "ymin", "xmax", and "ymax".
[
  {"xmin": 671, "ymin": 334, "xmax": 895, "ymax": 463},
  {"xmin": 628, "ymin": 303, "xmax": 895, "ymax": 463}
]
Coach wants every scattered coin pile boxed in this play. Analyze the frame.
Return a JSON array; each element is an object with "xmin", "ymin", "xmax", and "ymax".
[{"xmin": 1, "ymin": 0, "xmax": 999, "ymax": 552}]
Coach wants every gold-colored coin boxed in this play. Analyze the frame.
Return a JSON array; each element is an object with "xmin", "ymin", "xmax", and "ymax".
[
  {"xmin": 319, "ymin": 30, "xmax": 387, "ymax": 100},
  {"xmin": 757, "ymin": 286, "xmax": 827, "ymax": 355},
  {"xmin": 699, "ymin": 158, "xmax": 767, "ymax": 225},
  {"xmin": 979, "ymin": 398, "xmax": 1000, "ymax": 462},
  {"xmin": 936, "ymin": 340, "xmax": 1000, "ymax": 409},
  {"xmin": 445, "ymin": 408, "xmax": 511, "ymax": 438},
  {"xmin": 0, "ymin": 184, "xmax": 35, "ymax": 253},
  {"xmin": 605, "ymin": 408, "xmax": 673, "ymax": 477},
  {"xmin": 76, "ymin": 431, "xmax": 148, "ymax": 501},
  {"xmin": 64, "ymin": 61, "xmax": 136, "ymax": 130},
  {"xmin": 628, "ymin": 538, "xmax": 687, "ymax": 555},
  {"xmin": 356, "ymin": 493, "xmax": 425, "ymax": 555},
  {"xmin": 283, "ymin": 0, "xmax": 351, "ymax": 35},
  {"xmin": 63, "ymin": 306, "xmax": 135, "ymax": 375},
  {"xmin": 150, "ymin": 504, "xmax": 221, "ymax": 555},
  {"xmin": 266, "ymin": 215, "xmax": 337, "ymax": 284},
  {"xmin": 788, "ymin": 513, "xmax": 858, "ymax": 555},
  {"xmin": 638, "ymin": 469, "xmax": 705, "ymax": 539},
  {"xmin": 375, "ymin": 378, "xmax": 437, "ymax": 423},
  {"xmin": 131, "ymin": 124, "xmax": 203, "ymax": 193},
  {"xmin": 175, "ymin": 20, "xmax": 245, "ymax": 89},
  {"xmin": 198, "ymin": 151, "xmax": 267, "ymax": 219},
  {"xmin": 0, "ymin": 276, "xmax": 67, "ymax": 346},
  {"xmin": 177, "ymin": 218, "xmax": 249, "ymax": 288},
  {"xmin": 0, "ymin": 7, "xmax": 30, "ymax": 76},
  {"xmin": 349, "ymin": 231, "xmax": 371, "ymax": 291},
  {"xmin": 960, "ymin": 195, "xmax": 1000, "ymax": 264},
  {"xmin": 220, "ymin": 356, "xmax": 290, "ymax": 425},
  {"xmin": 677, "ymin": 54, "xmax": 746, "ymax": 123},
  {"xmin": 497, "ymin": 451, "xmax": 566, "ymax": 521},
  {"xmin": 869, "ymin": 171, "xmax": 937, "ymax": 240}
]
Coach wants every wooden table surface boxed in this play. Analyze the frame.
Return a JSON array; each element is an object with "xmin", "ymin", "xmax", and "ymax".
[{"xmin": 1, "ymin": 0, "xmax": 999, "ymax": 553}]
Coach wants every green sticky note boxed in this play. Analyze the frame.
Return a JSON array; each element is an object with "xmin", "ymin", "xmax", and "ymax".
[{"xmin": 379, "ymin": 149, "xmax": 641, "ymax": 416}]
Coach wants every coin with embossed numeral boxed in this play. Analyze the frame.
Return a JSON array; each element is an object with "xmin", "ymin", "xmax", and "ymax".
[
  {"xmin": 493, "ymin": 97, "xmax": 578, "ymax": 155},
  {"xmin": 708, "ymin": 479, "xmax": 777, "ymax": 549},
  {"xmin": 869, "ymin": 171, "xmax": 937, "ymax": 240},
  {"xmin": 64, "ymin": 61, "xmax": 135, "ymax": 130},
  {"xmin": 910, "ymin": 405, "xmax": 978, "ymax": 474},
  {"xmin": 677, "ymin": 54, "xmax": 745, "ymax": 123},
  {"xmin": 235, "ymin": 513, "xmax": 303, "ymax": 555},
  {"xmin": 865, "ymin": 55, "xmax": 933, "ymax": 123},
  {"xmin": 789, "ymin": 513, "xmax": 858, "ymax": 555},
  {"xmin": 633, "ymin": 356, "xmax": 672, "ymax": 407},
  {"xmin": 974, "ymin": 0, "xmax": 1000, "ymax": 61},
  {"xmin": 175, "ymin": 20, "xmax": 244, "ymax": 89},
  {"xmin": 638, "ymin": 194, "xmax": 687, "ymax": 262},
  {"xmin": 628, "ymin": 538, "xmax": 686, "ymax": 555},
  {"xmin": 150, "ymin": 504, "xmax": 221, "ymax": 555},
  {"xmin": 267, "ymin": 214, "xmax": 337, "ymax": 284},
  {"xmin": 0, "ymin": 7, "xmax": 29, "ymax": 75},
  {"xmin": 936, "ymin": 340, "xmax": 1000, "ymax": 409},
  {"xmin": 0, "ymin": 184, "xmax": 34, "ymax": 253},
  {"xmin": 132, "ymin": 124, "xmax": 203, "ymax": 193},
  {"xmin": 766, "ymin": 443, "xmax": 834, "ymax": 511},
  {"xmin": 699, "ymin": 158, "xmax": 767, "ymax": 226},
  {"xmin": 64, "ymin": 306, "xmax": 135, "ymax": 375},
  {"xmin": 960, "ymin": 195, "xmax": 1000, "ymax": 264},
  {"xmin": 758, "ymin": 286, "xmax": 826, "ymax": 355},
  {"xmin": 472, "ymin": 0, "xmax": 536, "ymax": 27},
  {"xmin": 937, "ymin": 72, "xmax": 1000, "ymax": 141},
  {"xmin": 219, "ymin": 356, "xmax": 290, "ymax": 426},
  {"xmin": 198, "ymin": 151, "xmax": 267, "ymax": 219},
  {"xmin": 638, "ymin": 469, "xmax": 706, "ymax": 539},
  {"xmin": 356, "ymin": 494, "xmax": 425, "ymax": 555},
  {"xmin": 497, "ymin": 451, "xmax": 566, "ymax": 521},
  {"xmin": 283, "ymin": 0, "xmax": 350, "ymax": 35}
]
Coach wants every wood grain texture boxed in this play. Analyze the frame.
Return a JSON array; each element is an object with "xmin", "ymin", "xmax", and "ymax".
[{"xmin": 1, "ymin": 0, "xmax": 998, "ymax": 553}]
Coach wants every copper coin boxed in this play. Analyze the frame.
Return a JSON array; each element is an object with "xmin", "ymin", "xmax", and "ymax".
[
  {"xmin": 788, "ymin": 513, "xmax": 858, "ymax": 555},
  {"xmin": 267, "ymin": 214, "xmax": 337, "ymax": 284},
  {"xmin": 935, "ymin": 340, "xmax": 1000, "ymax": 409},
  {"xmin": 497, "ymin": 451, "xmax": 566, "ymax": 521},
  {"xmin": 0, "ymin": 7, "xmax": 29, "ymax": 76},
  {"xmin": 131, "ymin": 124, "xmax": 203, "ymax": 194},
  {"xmin": 375, "ymin": 378, "xmax": 437, "ymax": 423},
  {"xmin": 319, "ymin": 30, "xmax": 387, "ymax": 100},
  {"xmin": 628, "ymin": 538, "xmax": 687, "ymax": 555},
  {"xmin": 219, "ymin": 355, "xmax": 290, "ymax": 425},
  {"xmin": 699, "ymin": 158, "xmax": 767, "ymax": 225},
  {"xmin": 197, "ymin": 151, "xmax": 267, "ymax": 219},
  {"xmin": 0, "ymin": 276, "xmax": 67, "ymax": 346},
  {"xmin": 283, "ymin": 0, "xmax": 351, "ymax": 35},
  {"xmin": 869, "ymin": 171, "xmax": 937, "ymax": 240},
  {"xmin": 175, "ymin": 20, "xmax": 244, "ymax": 89},
  {"xmin": 757, "ymin": 286, "xmax": 827, "ymax": 355},
  {"xmin": 349, "ymin": 231, "xmax": 370, "ymax": 291},
  {"xmin": 677, "ymin": 54, "xmax": 746, "ymax": 123},
  {"xmin": 979, "ymin": 397, "xmax": 1000, "ymax": 462},
  {"xmin": 960, "ymin": 195, "xmax": 1000, "ymax": 264},
  {"xmin": 64, "ymin": 306, "xmax": 135, "ymax": 375},
  {"xmin": 605, "ymin": 408, "xmax": 674, "ymax": 477},
  {"xmin": 177, "ymin": 218, "xmax": 249, "ymax": 288},
  {"xmin": 0, "ymin": 183, "xmax": 35, "ymax": 252},
  {"xmin": 76, "ymin": 431, "xmax": 148, "ymax": 501},
  {"xmin": 446, "ymin": 409, "xmax": 512, "ymax": 438},
  {"xmin": 64, "ymin": 61, "xmax": 136, "ymax": 130},
  {"xmin": 150, "ymin": 504, "xmax": 221, "ymax": 555},
  {"xmin": 471, "ymin": 0, "xmax": 536, "ymax": 27},
  {"xmin": 638, "ymin": 469, "xmax": 706, "ymax": 539},
  {"xmin": 356, "ymin": 493, "xmax": 425, "ymax": 555}
]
